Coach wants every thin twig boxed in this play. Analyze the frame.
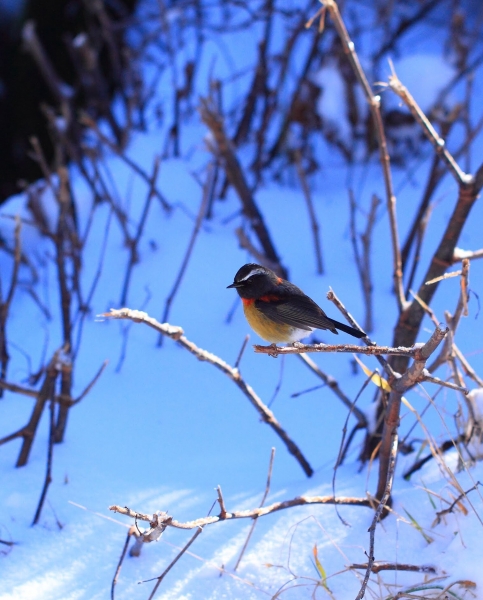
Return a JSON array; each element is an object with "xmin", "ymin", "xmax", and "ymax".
[
  {"xmin": 403, "ymin": 436, "xmax": 466, "ymax": 480},
  {"xmin": 326, "ymin": 288, "xmax": 396, "ymax": 379},
  {"xmin": 433, "ymin": 481, "xmax": 482, "ymax": 525},
  {"xmin": 351, "ymin": 562, "xmax": 436, "ymax": 574},
  {"xmin": 158, "ymin": 163, "xmax": 215, "ymax": 345},
  {"xmin": 422, "ymin": 374, "xmax": 468, "ymax": 395},
  {"xmin": 355, "ymin": 432, "xmax": 398, "ymax": 600},
  {"xmin": 234, "ymin": 227, "xmax": 282, "ymax": 274},
  {"xmin": 199, "ymin": 97, "xmax": 287, "ymax": 278},
  {"xmin": 454, "ymin": 345, "xmax": 483, "ymax": 388},
  {"xmin": 349, "ymin": 191, "xmax": 380, "ymax": 333},
  {"xmin": 234, "ymin": 448, "xmax": 275, "ymax": 571},
  {"xmin": 333, "ymin": 373, "xmax": 374, "ymax": 526},
  {"xmin": 0, "ymin": 216, "xmax": 22, "ymax": 397},
  {"xmin": 320, "ymin": 0, "xmax": 406, "ymax": 312},
  {"xmin": 80, "ymin": 113, "xmax": 171, "ymax": 211},
  {"xmin": 69, "ymin": 360, "xmax": 108, "ymax": 406},
  {"xmin": 147, "ymin": 527, "xmax": 203, "ymax": 600},
  {"xmin": 387, "ymin": 68, "xmax": 472, "ymax": 187},
  {"xmin": 32, "ymin": 381, "xmax": 57, "ymax": 525},
  {"xmin": 294, "ymin": 149, "xmax": 323, "ymax": 274},
  {"xmin": 120, "ymin": 156, "xmax": 160, "ymax": 306},
  {"xmin": 0, "ymin": 380, "xmax": 38, "ymax": 397},
  {"xmin": 296, "ymin": 354, "xmax": 367, "ymax": 427},
  {"xmin": 216, "ymin": 485, "xmax": 228, "ymax": 519},
  {"xmin": 234, "ymin": 335, "xmax": 250, "ymax": 370},
  {"xmin": 428, "ymin": 259, "xmax": 470, "ymax": 373},
  {"xmin": 111, "ymin": 526, "xmax": 136, "ymax": 600}
]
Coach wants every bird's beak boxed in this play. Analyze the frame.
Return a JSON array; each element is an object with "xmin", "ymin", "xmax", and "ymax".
[{"xmin": 227, "ymin": 282, "xmax": 242, "ymax": 289}]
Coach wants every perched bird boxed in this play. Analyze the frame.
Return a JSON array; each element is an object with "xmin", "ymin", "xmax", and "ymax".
[{"xmin": 227, "ymin": 263, "xmax": 365, "ymax": 343}]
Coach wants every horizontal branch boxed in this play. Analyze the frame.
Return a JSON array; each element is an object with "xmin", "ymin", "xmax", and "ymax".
[
  {"xmin": 254, "ymin": 342, "xmax": 418, "ymax": 357},
  {"xmin": 110, "ymin": 494, "xmax": 371, "ymax": 532}
]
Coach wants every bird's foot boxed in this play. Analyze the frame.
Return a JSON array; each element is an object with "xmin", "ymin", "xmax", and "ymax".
[{"xmin": 268, "ymin": 343, "xmax": 279, "ymax": 358}]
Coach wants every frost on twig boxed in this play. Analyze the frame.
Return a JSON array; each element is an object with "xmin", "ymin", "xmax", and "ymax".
[
  {"xmin": 100, "ymin": 308, "xmax": 313, "ymax": 477},
  {"xmin": 110, "ymin": 492, "xmax": 371, "ymax": 533}
]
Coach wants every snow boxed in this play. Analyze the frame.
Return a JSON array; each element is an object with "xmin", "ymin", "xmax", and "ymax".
[{"xmin": 1, "ymin": 1, "xmax": 483, "ymax": 599}]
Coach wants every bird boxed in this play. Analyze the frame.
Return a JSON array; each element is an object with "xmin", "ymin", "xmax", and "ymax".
[{"xmin": 227, "ymin": 263, "xmax": 365, "ymax": 343}]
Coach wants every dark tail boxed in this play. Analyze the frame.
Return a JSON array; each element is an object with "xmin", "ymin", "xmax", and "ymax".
[{"xmin": 329, "ymin": 318, "xmax": 366, "ymax": 339}]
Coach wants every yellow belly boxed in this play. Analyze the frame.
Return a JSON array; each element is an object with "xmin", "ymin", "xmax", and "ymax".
[{"xmin": 243, "ymin": 302, "xmax": 309, "ymax": 343}]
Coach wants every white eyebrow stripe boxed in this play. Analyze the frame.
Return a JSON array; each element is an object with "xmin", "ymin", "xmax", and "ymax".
[{"xmin": 239, "ymin": 268, "xmax": 265, "ymax": 281}]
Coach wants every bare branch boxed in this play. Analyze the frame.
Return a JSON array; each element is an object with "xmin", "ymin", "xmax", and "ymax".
[
  {"xmin": 356, "ymin": 432, "xmax": 398, "ymax": 600},
  {"xmin": 159, "ymin": 163, "xmax": 215, "ymax": 342},
  {"xmin": 392, "ymin": 326, "xmax": 448, "ymax": 392},
  {"xmin": 320, "ymin": 0, "xmax": 406, "ymax": 312},
  {"xmin": 111, "ymin": 526, "xmax": 136, "ymax": 600},
  {"xmin": 349, "ymin": 191, "xmax": 379, "ymax": 333},
  {"xmin": 69, "ymin": 360, "xmax": 108, "ymax": 406},
  {"xmin": 146, "ymin": 527, "xmax": 203, "ymax": 600},
  {"xmin": 32, "ymin": 392, "xmax": 57, "ymax": 525},
  {"xmin": 80, "ymin": 113, "xmax": 171, "ymax": 212},
  {"xmin": 254, "ymin": 342, "xmax": 417, "ymax": 358},
  {"xmin": 326, "ymin": 288, "xmax": 395, "ymax": 379},
  {"xmin": 199, "ymin": 97, "xmax": 287, "ymax": 278},
  {"xmin": 110, "ymin": 494, "xmax": 372, "ymax": 530},
  {"xmin": 387, "ymin": 70, "xmax": 472, "ymax": 187},
  {"xmin": 120, "ymin": 156, "xmax": 160, "ymax": 306},
  {"xmin": 428, "ymin": 259, "xmax": 470, "ymax": 373},
  {"xmin": 100, "ymin": 308, "xmax": 313, "ymax": 477},
  {"xmin": 0, "ymin": 216, "xmax": 22, "ymax": 396},
  {"xmin": 234, "ymin": 227, "xmax": 282, "ymax": 273},
  {"xmin": 433, "ymin": 481, "xmax": 482, "ymax": 525},
  {"xmin": 294, "ymin": 149, "xmax": 323, "ymax": 274}
]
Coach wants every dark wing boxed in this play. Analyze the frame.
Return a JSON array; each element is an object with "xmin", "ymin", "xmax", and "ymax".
[{"xmin": 255, "ymin": 294, "xmax": 338, "ymax": 333}]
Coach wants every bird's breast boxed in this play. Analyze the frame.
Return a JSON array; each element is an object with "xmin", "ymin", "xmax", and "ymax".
[{"xmin": 242, "ymin": 300, "xmax": 310, "ymax": 343}]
